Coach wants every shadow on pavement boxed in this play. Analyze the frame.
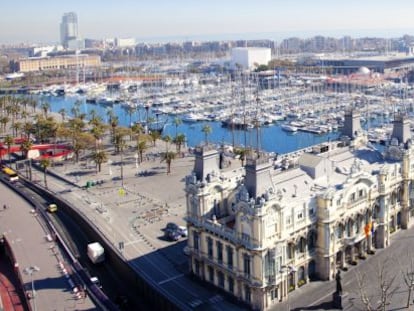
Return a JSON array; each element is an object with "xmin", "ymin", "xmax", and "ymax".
[{"xmin": 291, "ymin": 300, "xmax": 338, "ymax": 311}]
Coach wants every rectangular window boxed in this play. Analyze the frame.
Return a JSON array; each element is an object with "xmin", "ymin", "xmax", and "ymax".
[
  {"xmin": 245, "ymin": 285, "xmax": 251, "ymax": 303},
  {"xmin": 226, "ymin": 246, "xmax": 233, "ymax": 269},
  {"xmin": 336, "ymin": 199, "xmax": 341, "ymax": 206},
  {"xmin": 207, "ymin": 237, "xmax": 213, "ymax": 259},
  {"xmin": 297, "ymin": 212, "xmax": 303, "ymax": 219},
  {"xmin": 351, "ymin": 193, "xmax": 356, "ymax": 202},
  {"xmin": 243, "ymin": 254, "xmax": 251, "ymax": 276},
  {"xmin": 194, "ymin": 259, "xmax": 200, "ymax": 276},
  {"xmin": 228, "ymin": 276, "xmax": 234, "ymax": 293},
  {"xmin": 208, "ymin": 266, "xmax": 214, "ymax": 282},
  {"xmin": 193, "ymin": 232, "xmax": 199, "ymax": 250},
  {"xmin": 359, "ymin": 189, "xmax": 363, "ymax": 197},
  {"xmin": 217, "ymin": 271, "xmax": 224, "ymax": 288},
  {"xmin": 217, "ymin": 241, "xmax": 223, "ymax": 264},
  {"xmin": 271, "ymin": 289, "xmax": 277, "ymax": 300}
]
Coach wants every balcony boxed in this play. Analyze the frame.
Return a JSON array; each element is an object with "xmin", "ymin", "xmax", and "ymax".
[{"xmin": 204, "ymin": 219, "xmax": 237, "ymax": 243}]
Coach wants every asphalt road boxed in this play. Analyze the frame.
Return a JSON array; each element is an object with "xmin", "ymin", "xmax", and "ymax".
[{"xmin": 0, "ymin": 180, "xmax": 97, "ymax": 311}]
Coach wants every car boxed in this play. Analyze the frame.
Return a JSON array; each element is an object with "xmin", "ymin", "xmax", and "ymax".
[
  {"xmin": 177, "ymin": 226, "xmax": 188, "ymax": 237},
  {"xmin": 166, "ymin": 230, "xmax": 181, "ymax": 241},
  {"xmin": 47, "ymin": 203, "xmax": 58, "ymax": 213},
  {"xmin": 165, "ymin": 222, "xmax": 178, "ymax": 233}
]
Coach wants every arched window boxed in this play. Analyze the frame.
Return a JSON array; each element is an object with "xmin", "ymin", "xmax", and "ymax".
[{"xmin": 336, "ymin": 223, "xmax": 344, "ymax": 238}]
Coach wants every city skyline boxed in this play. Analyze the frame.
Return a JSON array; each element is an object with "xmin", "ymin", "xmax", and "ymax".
[{"xmin": 2, "ymin": 0, "xmax": 414, "ymax": 44}]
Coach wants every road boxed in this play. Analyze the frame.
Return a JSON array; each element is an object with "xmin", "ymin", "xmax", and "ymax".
[{"xmin": 0, "ymin": 181, "xmax": 97, "ymax": 311}]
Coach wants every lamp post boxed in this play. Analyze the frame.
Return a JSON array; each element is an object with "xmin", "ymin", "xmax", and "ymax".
[
  {"xmin": 280, "ymin": 265, "xmax": 296, "ymax": 311},
  {"xmin": 134, "ymin": 153, "xmax": 139, "ymax": 169},
  {"xmin": 108, "ymin": 159, "xmax": 113, "ymax": 176},
  {"xmin": 24, "ymin": 265, "xmax": 40, "ymax": 311}
]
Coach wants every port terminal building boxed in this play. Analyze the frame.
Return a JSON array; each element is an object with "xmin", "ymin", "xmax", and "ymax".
[
  {"xmin": 185, "ymin": 110, "xmax": 414, "ymax": 310},
  {"xmin": 315, "ymin": 53, "xmax": 414, "ymax": 74},
  {"xmin": 16, "ymin": 54, "xmax": 101, "ymax": 73}
]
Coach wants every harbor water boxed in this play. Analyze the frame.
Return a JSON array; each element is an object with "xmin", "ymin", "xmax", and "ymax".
[{"xmin": 39, "ymin": 94, "xmax": 341, "ymax": 155}]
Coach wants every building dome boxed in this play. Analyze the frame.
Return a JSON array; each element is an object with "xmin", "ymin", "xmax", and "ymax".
[{"xmin": 357, "ymin": 66, "xmax": 371, "ymax": 75}]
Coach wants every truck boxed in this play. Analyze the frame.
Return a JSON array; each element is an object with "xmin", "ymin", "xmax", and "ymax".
[{"xmin": 87, "ymin": 242, "xmax": 105, "ymax": 264}]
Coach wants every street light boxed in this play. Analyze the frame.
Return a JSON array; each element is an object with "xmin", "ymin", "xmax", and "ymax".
[
  {"xmin": 280, "ymin": 265, "xmax": 296, "ymax": 311},
  {"xmin": 134, "ymin": 153, "xmax": 139, "ymax": 169},
  {"xmin": 24, "ymin": 265, "xmax": 40, "ymax": 311}
]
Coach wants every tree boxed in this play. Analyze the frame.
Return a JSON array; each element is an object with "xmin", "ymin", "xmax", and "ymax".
[
  {"xmin": 40, "ymin": 158, "xmax": 51, "ymax": 189},
  {"xmin": 234, "ymin": 147, "xmax": 248, "ymax": 167},
  {"xmin": 173, "ymin": 117, "xmax": 182, "ymax": 139},
  {"xmin": 91, "ymin": 150, "xmax": 107, "ymax": 173},
  {"xmin": 0, "ymin": 116, "xmax": 9, "ymax": 133},
  {"xmin": 173, "ymin": 133, "xmax": 186, "ymax": 155},
  {"xmin": 355, "ymin": 259, "xmax": 398, "ymax": 311},
  {"xmin": 40, "ymin": 101, "xmax": 50, "ymax": 118},
  {"xmin": 137, "ymin": 140, "xmax": 148, "ymax": 163},
  {"xmin": 398, "ymin": 252, "xmax": 414, "ymax": 308},
  {"xmin": 58, "ymin": 108, "xmax": 66, "ymax": 122},
  {"xmin": 4, "ymin": 135, "xmax": 13, "ymax": 163},
  {"xmin": 161, "ymin": 151, "xmax": 176, "ymax": 174},
  {"xmin": 20, "ymin": 139, "xmax": 33, "ymax": 159},
  {"xmin": 163, "ymin": 135, "xmax": 172, "ymax": 152},
  {"xmin": 202, "ymin": 124, "xmax": 212, "ymax": 145},
  {"xmin": 149, "ymin": 131, "xmax": 161, "ymax": 147}
]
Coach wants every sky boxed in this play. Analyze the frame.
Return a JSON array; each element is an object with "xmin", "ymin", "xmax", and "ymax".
[{"xmin": 2, "ymin": 0, "xmax": 414, "ymax": 44}]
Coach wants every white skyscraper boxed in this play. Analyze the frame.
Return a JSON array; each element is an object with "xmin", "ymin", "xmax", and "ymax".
[{"xmin": 60, "ymin": 12, "xmax": 78, "ymax": 48}]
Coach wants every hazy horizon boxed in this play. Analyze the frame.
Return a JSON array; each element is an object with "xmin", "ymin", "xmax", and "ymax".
[{"xmin": 2, "ymin": 0, "xmax": 414, "ymax": 45}]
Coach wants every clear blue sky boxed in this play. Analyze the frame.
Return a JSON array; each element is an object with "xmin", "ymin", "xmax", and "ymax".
[{"xmin": 2, "ymin": 0, "xmax": 414, "ymax": 44}]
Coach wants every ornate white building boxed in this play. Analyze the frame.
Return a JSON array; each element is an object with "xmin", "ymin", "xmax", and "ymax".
[{"xmin": 185, "ymin": 110, "xmax": 414, "ymax": 310}]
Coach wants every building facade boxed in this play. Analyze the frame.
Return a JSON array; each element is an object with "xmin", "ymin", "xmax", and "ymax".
[
  {"xmin": 185, "ymin": 111, "xmax": 414, "ymax": 310},
  {"xmin": 231, "ymin": 47, "xmax": 271, "ymax": 70},
  {"xmin": 17, "ymin": 55, "xmax": 101, "ymax": 73},
  {"xmin": 60, "ymin": 12, "xmax": 78, "ymax": 48}
]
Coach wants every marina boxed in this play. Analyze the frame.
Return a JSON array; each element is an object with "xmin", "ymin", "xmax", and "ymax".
[{"xmin": 24, "ymin": 71, "xmax": 412, "ymax": 156}]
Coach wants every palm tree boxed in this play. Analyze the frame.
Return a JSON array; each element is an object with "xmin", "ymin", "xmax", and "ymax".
[
  {"xmin": 0, "ymin": 116, "xmax": 9, "ymax": 133},
  {"xmin": 40, "ymin": 158, "xmax": 51, "ymax": 189},
  {"xmin": 4, "ymin": 135, "xmax": 13, "ymax": 163},
  {"xmin": 163, "ymin": 135, "xmax": 172, "ymax": 152},
  {"xmin": 173, "ymin": 133, "xmax": 186, "ymax": 155},
  {"xmin": 173, "ymin": 117, "xmax": 182, "ymax": 139},
  {"xmin": 234, "ymin": 147, "xmax": 248, "ymax": 167},
  {"xmin": 202, "ymin": 124, "xmax": 212, "ymax": 145},
  {"xmin": 20, "ymin": 139, "xmax": 33, "ymax": 159},
  {"xmin": 58, "ymin": 108, "xmax": 66, "ymax": 122},
  {"xmin": 137, "ymin": 140, "xmax": 148, "ymax": 163},
  {"xmin": 161, "ymin": 151, "xmax": 176, "ymax": 175},
  {"xmin": 91, "ymin": 150, "xmax": 107, "ymax": 173},
  {"xmin": 149, "ymin": 131, "xmax": 161, "ymax": 147},
  {"xmin": 40, "ymin": 101, "xmax": 50, "ymax": 118}
]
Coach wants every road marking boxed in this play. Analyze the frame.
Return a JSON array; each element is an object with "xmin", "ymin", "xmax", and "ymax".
[
  {"xmin": 124, "ymin": 239, "xmax": 143, "ymax": 246},
  {"xmin": 158, "ymin": 273, "xmax": 184, "ymax": 285}
]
